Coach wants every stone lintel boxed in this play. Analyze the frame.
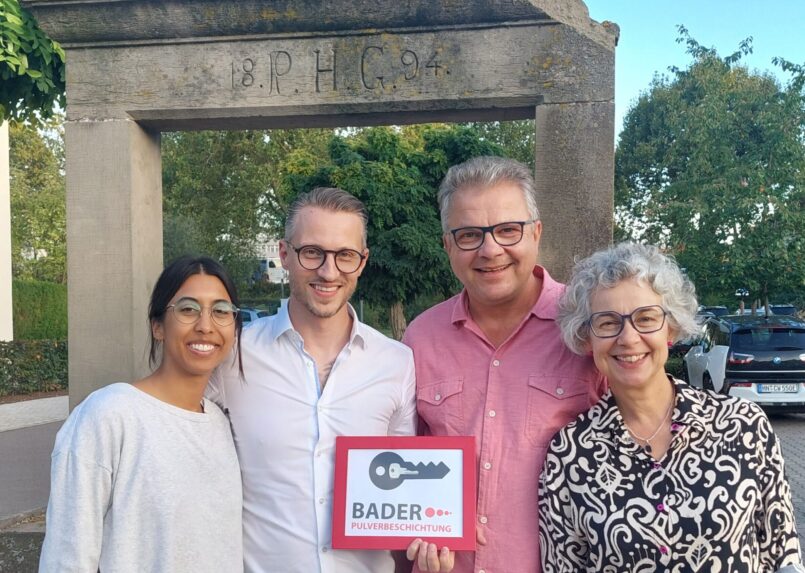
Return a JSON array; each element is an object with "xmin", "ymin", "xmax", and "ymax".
[
  {"xmin": 64, "ymin": 25, "xmax": 613, "ymax": 127},
  {"xmin": 23, "ymin": 1, "xmax": 617, "ymax": 50}
]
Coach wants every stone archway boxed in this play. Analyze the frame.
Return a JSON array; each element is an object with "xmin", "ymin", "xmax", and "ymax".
[{"xmin": 25, "ymin": 0, "xmax": 618, "ymax": 406}]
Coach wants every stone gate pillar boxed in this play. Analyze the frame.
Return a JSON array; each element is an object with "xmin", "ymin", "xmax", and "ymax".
[
  {"xmin": 0, "ymin": 121, "xmax": 12, "ymax": 341},
  {"xmin": 65, "ymin": 120, "xmax": 162, "ymax": 407},
  {"xmin": 534, "ymin": 101, "xmax": 615, "ymax": 280}
]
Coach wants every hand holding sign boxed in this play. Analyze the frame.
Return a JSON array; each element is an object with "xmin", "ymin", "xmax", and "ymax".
[{"xmin": 406, "ymin": 538, "xmax": 455, "ymax": 572}]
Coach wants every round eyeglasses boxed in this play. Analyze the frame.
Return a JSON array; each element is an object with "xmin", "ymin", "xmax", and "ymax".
[
  {"xmin": 449, "ymin": 220, "xmax": 537, "ymax": 251},
  {"xmin": 588, "ymin": 305, "xmax": 668, "ymax": 338},
  {"xmin": 288, "ymin": 243, "xmax": 366, "ymax": 274},
  {"xmin": 167, "ymin": 298, "xmax": 240, "ymax": 327}
]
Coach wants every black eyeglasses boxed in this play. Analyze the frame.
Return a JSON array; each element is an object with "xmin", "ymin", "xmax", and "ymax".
[
  {"xmin": 449, "ymin": 220, "xmax": 537, "ymax": 251},
  {"xmin": 288, "ymin": 243, "xmax": 366, "ymax": 274},
  {"xmin": 588, "ymin": 305, "xmax": 668, "ymax": 338},
  {"xmin": 167, "ymin": 298, "xmax": 240, "ymax": 327}
]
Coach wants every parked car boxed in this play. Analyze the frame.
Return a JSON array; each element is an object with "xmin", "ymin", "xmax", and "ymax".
[
  {"xmin": 698, "ymin": 305, "xmax": 729, "ymax": 317},
  {"xmin": 770, "ymin": 304, "xmax": 798, "ymax": 316},
  {"xmin": 670, "ymin": 313, "xmax": 710, "ymax": 357},
  {"xmin": 240, "ymin": 307, "xmax": 270, "ymax": 324},
  {"xmin": 733, "ymin": 308, "xmax": 774, "ymax": 316},
  {"xmin": 683, "ymin": 315, "xmax": 805, "ymax": 412}
]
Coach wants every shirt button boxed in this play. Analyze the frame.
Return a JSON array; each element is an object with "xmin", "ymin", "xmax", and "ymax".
[
  {"xmin": 434, "ymin": 393, "xmax": 442, "ymax": 401},
  {"xmin": 479, "ymin": 516, "xmax": 488, "ymax": 524},
  {"xmin": 556, "ymin": 388, "xmax": 565, "ymax": 396},
  {"xmin": 492, "ymin": 360, "xmax": 500, "ymax": 366},
  {"xmin": 319, "ymin": 498, "xmax": 325, "ymax": 504},
  {"xmin": 483, "ymin": 462, "xmax": 492, "ymax": 470},
  {"xmin": 657, "ymin": 503, "xmax": 665, "ymax": 512},
  {"xmin": 659, "ymin": 545, "xmax": 669, "ymax": 555},
  {"xmin": 322, "ymin": 546, "xmax": 329, "ymax": 553},
  {"xmin": 488, "ymin": 410, "xmax": 496, "ymax": 418},
  {"xmin": 653, "ymin": 462, "xmax": 662, "ymax": 470}
]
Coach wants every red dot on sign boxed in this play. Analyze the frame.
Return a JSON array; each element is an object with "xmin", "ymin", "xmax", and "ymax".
[
  {"xmin": 425, "ymin": 507, "xmax": 435, "ymax": 518},
  {"xmin": 437, "ymin": 510, "xmax": 444, "ymax": 516}
]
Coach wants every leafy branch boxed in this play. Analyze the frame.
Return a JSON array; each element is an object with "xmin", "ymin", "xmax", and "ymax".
[{"xmin": 1, "ymin": 0, "xmax": 65, "ymax": 123}]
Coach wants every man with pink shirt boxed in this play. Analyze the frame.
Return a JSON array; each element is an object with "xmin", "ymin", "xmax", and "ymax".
[{"xmin": 402, "ymin": 156, "xmax": 606, "ymax": 573}]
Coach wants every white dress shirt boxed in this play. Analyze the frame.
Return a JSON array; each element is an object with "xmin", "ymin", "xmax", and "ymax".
[{"xmin": 208, "ymin": 304, "xmax": 417, "ymax": 573}]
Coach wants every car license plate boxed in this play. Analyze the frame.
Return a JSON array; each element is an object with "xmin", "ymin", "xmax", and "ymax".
[{"xmin": 757, "ymin": 383, "xmax": 799, "ymax": 394}]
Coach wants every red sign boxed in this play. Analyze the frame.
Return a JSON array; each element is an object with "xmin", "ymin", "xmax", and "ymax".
[{"xmin": 332, "ymin": 435, "xmax": 476, "ymax": 551}]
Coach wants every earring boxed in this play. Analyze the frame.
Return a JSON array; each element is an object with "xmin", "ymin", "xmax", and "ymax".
[{"xmin": 667, "ymin": 340, "xmax": 673, "ymax": 348}]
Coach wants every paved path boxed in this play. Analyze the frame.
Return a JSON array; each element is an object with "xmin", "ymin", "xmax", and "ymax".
[
  {"xmin": 0, "ymin": 422, "xmax": 60, "ymax": 522},
  {"xmin": 769, "ymin": 413, "xmax": 805, "ymax": 544},
  {"xmin": 0, "ymin": 396, "xmax": 67, "ymax": 433}
]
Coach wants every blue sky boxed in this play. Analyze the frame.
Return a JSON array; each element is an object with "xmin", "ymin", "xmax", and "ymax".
[{"xmin": 583, "ymin": 0, "xmax": 805, "ymax": 139}]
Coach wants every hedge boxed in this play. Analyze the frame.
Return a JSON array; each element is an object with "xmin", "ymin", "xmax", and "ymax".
[
  {"xmin": 0, "ymin": 339, "xmax": 67, "ymax": 397},
  {"xmin": 12, "ymin": 279, "xmax": 67, "ymax": 339}
]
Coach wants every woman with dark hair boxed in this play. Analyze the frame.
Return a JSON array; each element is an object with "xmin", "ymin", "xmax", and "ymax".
[
  {"xmin": 39, "ymin": 256, "xmax": 244, "ymax": 572},
  {"xmin": 538, "ymin": 243, "xmax": 803, "ymax": 572}
]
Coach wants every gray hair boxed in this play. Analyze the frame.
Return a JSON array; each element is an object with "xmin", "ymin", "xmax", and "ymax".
[
  {"xmin": 437, "ymin": 156, "xmax": 540, "ymax": 232},
  {"xmin": 284, "ymin": 187, "xmax": 368, "ymax": 246},
  {"xmin": 558, "ymin": 242, "xmax": 700, "ymax": 354}
]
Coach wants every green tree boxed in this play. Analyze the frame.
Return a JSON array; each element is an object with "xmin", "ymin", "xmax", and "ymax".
[
  {"xmin": 161, "ymin": 128, "xmax": 332, "ymax": 287},
  {"xmin": 277, "ymin": 125, "xmax": 502, "ymax": 339},
  {"xmin": 615, "ymin": 29, "xmax": 805, "ymax": 308},
  {"xmin": 463, "ymin": 120, "xmax": 535, "ymax": 170},
  {"xmin": 1, "ymin": 0, "xmax": 65, "ymax": 123},
  {"xmin": 9, "ymin": 117, "xmax": 66, "ymax": 282}
]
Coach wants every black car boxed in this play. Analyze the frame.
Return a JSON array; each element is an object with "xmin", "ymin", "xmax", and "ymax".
[
  {"xmin": 683, "ymin": 315, "xmax": 805, "ymax": 412},
  {"xmin": 770, "ymin": 304, "xmax": 798, "ymax": 316}
]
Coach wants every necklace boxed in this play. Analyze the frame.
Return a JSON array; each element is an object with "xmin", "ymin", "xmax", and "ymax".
[{"xmin": 623, "ymin": 398, "xmax": 674, "ymax": 454}]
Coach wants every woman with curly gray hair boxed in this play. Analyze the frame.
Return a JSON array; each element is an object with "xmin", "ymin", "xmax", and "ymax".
[{"xmin": 538, "ymin": 242, "xmax": 803, "ymax": 573}]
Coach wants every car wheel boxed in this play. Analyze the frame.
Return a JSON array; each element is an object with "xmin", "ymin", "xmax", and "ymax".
[{"xmin": 702, "ymin": 373, "xmax": 715, "ymax": 392}]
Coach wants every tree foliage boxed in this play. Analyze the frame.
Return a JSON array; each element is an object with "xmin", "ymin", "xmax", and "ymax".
[
  {"xmin": 615, "ymin": 28, "xmax": 805, "ymax": 306},
  {"xmin": 9, "ymin": 117, "xmax": 66, "ymax": 282},
  {"xmin": 1, "ymin": 0, "xmax": 65, "ymax": 123},
  {"xmin": 462, "ymin": 120, "xmax": 535, "ymax": 170},
  {"xmin": 161, "ymin": 128, "xmax": 332, "ymax": 286},
  {"xmin": 277, "ymin": 124, "xmax": 503, "ymax": 338}
]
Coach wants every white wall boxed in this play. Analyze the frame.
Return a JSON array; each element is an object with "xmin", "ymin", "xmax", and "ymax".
[{"xmin": 0, "ymin": 121, "xmax": 13, "ymax": 341}]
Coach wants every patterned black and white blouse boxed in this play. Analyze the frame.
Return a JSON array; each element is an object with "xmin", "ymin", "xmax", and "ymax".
[{"xmin": 538, "ymin": 376, "xmax": 804, "ymax": 572}]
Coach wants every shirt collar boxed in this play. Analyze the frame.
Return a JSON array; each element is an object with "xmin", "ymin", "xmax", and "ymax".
[
  {"xmin": 590, "ymin": 376, "xmax": 708, "ymax": 442},
  {"xmin": 450, "ymin": 265, "xmax": 563, "ymax": 325},
  {"xmin": 270, "ymin": 301, "xmax": 367, "ymax": 350}
]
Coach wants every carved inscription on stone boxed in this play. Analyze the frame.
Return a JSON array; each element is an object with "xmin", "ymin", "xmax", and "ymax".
[{"xmin": 230, "ymin": 39, "xmax": 448, "ymax": 96}]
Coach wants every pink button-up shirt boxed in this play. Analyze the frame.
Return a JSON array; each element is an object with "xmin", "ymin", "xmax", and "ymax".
[{"xmin": 403, "ymin": 267, "xmax": 606, "ymax": 573}]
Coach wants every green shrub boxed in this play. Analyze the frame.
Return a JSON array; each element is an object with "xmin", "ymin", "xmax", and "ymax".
[
  {"xmin": 12, "ymin": 279, "xmax": 67, "ymax": 339},
  {"xmin": 0, "ymin": 339, "xmax": 67, "ymax": 397},
  {"xmin": 666, "ymin": 355, "xmax": 687, "ymax": 381}
]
